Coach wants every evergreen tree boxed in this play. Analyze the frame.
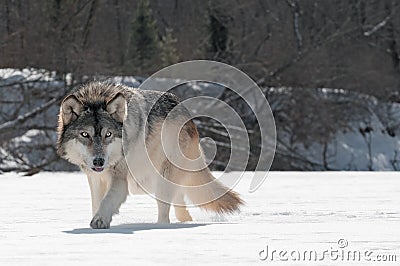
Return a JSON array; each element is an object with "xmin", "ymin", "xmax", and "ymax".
[
  {"xmin": 160, "ymin": 28, "xmax": 180, "ymax": 67},
  {"xmin": 127, "ymin": 0, "xmax": 160, "ymax": 75},
  {"xmin": 205, "ymin": 5, "xmax": 233, "ymax": 63}
]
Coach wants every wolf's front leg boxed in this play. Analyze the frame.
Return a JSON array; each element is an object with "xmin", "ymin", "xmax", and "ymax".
[
  {"xmin": 90, "ymin": 176, "xmax": 128, "ymax": 229},
  {"xmin": 87, "ymin": 175, "xmax": 108, "ymax": 216}
]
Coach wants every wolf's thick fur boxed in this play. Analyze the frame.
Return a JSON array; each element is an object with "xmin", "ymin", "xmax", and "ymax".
[{"xmin": 57, "ymin": 82, "xmax": 243, "ymax": 229}]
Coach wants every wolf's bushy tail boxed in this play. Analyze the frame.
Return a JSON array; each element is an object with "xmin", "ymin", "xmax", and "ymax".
[{"xmin": 184, "ymin": 169, "xmax": 244, "ymax": 214}]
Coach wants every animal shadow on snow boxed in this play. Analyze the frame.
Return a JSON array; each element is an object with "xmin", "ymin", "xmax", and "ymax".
[{"xmin": 63, "ymin": 223, "xmax": 208, "ymax": 235}]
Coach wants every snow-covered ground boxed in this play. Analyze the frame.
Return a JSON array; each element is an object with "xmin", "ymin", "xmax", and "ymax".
[{"xmin": 0, "ymin": 172, "xmax": 399, "ymax": 265}]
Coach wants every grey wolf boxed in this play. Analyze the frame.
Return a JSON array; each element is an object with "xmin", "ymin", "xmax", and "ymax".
[{"xmin": 57, "ymin": 82, "xmax": 243, "ymax": 229}]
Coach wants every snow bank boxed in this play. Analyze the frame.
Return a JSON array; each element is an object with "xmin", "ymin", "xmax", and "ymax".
[{"xmin": 1, "ymin": 68, "xmax": 400, "ymax": 171}]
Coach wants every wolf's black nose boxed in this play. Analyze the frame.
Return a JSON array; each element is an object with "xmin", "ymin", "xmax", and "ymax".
[{"xmin": 93, "ymin": 157, "xmax": 105, "ymax": 167}]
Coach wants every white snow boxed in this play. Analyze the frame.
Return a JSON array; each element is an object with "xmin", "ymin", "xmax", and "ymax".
[{"xmin": 0, "ymin": 172, "xmax": 399, "ymax": 265}]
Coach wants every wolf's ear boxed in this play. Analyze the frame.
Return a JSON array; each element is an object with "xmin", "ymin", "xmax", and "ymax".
[
  {"xmin": 61, "ymin": 95, "xmax": 84, "ymax": 125},
  {"xmin": 106, "ymin": 93, "xmax": 126, "ymax": 122}
]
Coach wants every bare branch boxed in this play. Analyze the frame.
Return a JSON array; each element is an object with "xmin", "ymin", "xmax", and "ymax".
[{"xmin": 0, "ymin": 95, "xmax": 63, "ymax": 144}]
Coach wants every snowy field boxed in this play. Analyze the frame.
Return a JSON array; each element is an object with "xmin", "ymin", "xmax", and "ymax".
[{"xmin": 0, "ymin": 172, "xmax": 399, "ymax": 265}]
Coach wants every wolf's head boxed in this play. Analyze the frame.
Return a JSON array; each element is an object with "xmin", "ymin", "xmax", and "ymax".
[{"xmin": 57, "ymin": 83, "xmax": 127, "ymax": 173}]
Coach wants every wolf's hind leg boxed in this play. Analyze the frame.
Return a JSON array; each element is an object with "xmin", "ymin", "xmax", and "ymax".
[
  {"xmin": 90, "ymin": 176, "xmax": 128, "ymax": 229},
  {"xmin": 155, "ymin": 181, "xmax": 173, "ymax": 223},
  {"xmin": 156, "ymin": 199, "xmax": 171, "ymax": 224},
  {"xmin": 174, "ymin": 193, "xmax": 192, "ymax": 222}
]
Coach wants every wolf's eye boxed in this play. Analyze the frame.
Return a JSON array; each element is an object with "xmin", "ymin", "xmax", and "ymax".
[
  {"xmin": 80, "ymin": 131, "xmax": 89, "ymax": 138},
  {"xmin": 105, "ymin": 131, "xmax": 112, "ymax": 138}
]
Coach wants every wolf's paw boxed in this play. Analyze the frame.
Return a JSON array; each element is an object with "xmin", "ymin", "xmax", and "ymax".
[
  {"xmin": 90, "ymin": 215, "xmax": 110, "ymax": 229},
  {"xmin": 175, "ymin": 207, "xmax": 193, "ymax": 222}
]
